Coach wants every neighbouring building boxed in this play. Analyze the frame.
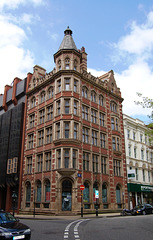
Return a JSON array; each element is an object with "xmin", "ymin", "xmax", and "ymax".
[
  {"xmin": 0, "ymin": 74, "xmax": 32, "ymax": 211},
  {"xmin": 20, "ymin": 27, "xmax": 128, "ymax": 214},
  {"xmin": 123, "ymin": 114, "xmax": 153, "ymax": 209}
]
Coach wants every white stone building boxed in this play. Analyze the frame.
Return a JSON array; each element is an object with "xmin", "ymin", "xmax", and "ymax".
[{"xmin": 123, "ymin": 114, "xmax": 153, "ymax": 209}]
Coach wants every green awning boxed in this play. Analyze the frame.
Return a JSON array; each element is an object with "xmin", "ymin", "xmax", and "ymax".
[{"xmin": 128, "ymin": 183, "xmax": 153, "ymax": 193}]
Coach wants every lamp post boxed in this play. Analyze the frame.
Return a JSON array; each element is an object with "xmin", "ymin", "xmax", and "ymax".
[
  {"xmin": 12, "ymin": 191, "xmax": 17, "ymax": 216},
  {"xmin": 33, "ymin": 189, "xmax": 35, "ymax": 218}
]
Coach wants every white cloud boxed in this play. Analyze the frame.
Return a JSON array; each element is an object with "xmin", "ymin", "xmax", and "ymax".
[
  {"xmin": 113, "ymin": 11, "xmax": 153, "ymax": 59},
  {"xmin": 89, "ymin": 11, "xmax": 153, "ymax": 121},
  {"xmin": 0, "ymin": 14, "xmax": 34, "ymax": 94},
  {"xmin": 0, "ymin": 0, "xmax": 45, "ymax": 10}
]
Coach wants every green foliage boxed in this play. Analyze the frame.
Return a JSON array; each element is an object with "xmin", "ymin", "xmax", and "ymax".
[{"xmin": 135, "ymin": 93, "xmax": 153, "ymax": 145}]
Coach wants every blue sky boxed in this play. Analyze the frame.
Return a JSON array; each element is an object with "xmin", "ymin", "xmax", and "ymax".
[{"xmin": 0, "ymin": 0, "xmax": 153, "ymax": 123}]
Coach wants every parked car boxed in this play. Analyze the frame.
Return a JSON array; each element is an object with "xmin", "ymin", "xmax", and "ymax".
[
  {"xmin": 0, "ymin": 210, "xmax": 31, "ymax": 240},
  {"xmin": 120, "ymin": 208, "xmax": 132, "ymax": 216},
  {"xmin": 131, "ymin": 204, "xmax": 153, "ymax": 215}
]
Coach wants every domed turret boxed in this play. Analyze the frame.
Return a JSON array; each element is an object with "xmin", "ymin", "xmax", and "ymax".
[{"xmin": 58, "ymin": 26, "xmax": 77, "ymax": 51}]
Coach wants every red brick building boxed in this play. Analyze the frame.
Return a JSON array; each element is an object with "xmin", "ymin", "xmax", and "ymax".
[{"xmin": 20, "ymin": 27, "xmax": 128, "ymax": 214}]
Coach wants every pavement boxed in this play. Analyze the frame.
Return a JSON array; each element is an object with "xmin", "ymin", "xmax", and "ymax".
[{"xmin": 15, "ymin": 212, "xmax": 121, "ymax": 220}]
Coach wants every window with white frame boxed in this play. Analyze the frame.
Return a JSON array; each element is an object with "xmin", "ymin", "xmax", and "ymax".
[
  {"xmin": 39, "ymin": 109, "xmax": 45, "ymax": 124},
  {"xmin": 82, "ymin": 105, "xmax": 89, "ymax": 121},
  {"xmin": 101, "ymin": 156, "xmax": 107, "ymax": 174},
  {"xmin": 37, "ymin": 154, "xmax": 43, "ymax": 172},
  {"xmin": 82, "ymin": 87, "xmax": 88, "ymax": 98},
  {"xmin": 47, "ymin": 105, "xmax": 53, "ymax": 121},
  {"xmin": 99, "ymin": 112, "xmax": 105, "ymax": 127},
  {"xmin": 99, "ymin": 95, "xmax": 104, "ymax": 106},
  {"xmin": 100, "ymin": 133, "xmax": 106, "ymax": 148},
  {"xmin": 28, "ymin": 133, "xmax": 34, "ymax": 149},
  {"xmin": 110, "ymin": 101, "xmax": 117, "ymax": 112},
  {"xmin": 26, "ymin": 156, "xmax": 32, "ymax": 174},
  {"xmin": 83, "ymin": 152, "xmax": 89, "ymax": 171},
  {"xmin": 91, "ymin": 109, "xmax": 97, "ymax": 124},
  {"xmin": 74, "ymin": 79, "xmax": 78, "ymax": 92},
  {"xmin": 57, "ymin": 79, "xmax": 61, "ymax": 92},
  {"xmin": 92, "ymin": 154, "xmax": 99, "ymax": 173},
  {"xmin": 64, "ymin": 122, "xmax": 70, "ymax": 138},
  {"xmin": 65, "ymin": 78, "xmax": 70, "ymax": 91},
  {"xmin": 91, "ymin": 91, "xmax": 96, "ymax": 103},
  {"xmin": 7, "ymin": 157, "xmax": 18, "ymax": 174},
  {"xmin": 92, "ymin": 130, "xmax": 98, "ymax": 146},
  {"xmin": 40, "ymin": 91, "xmax": 45, "ymax": 103},
  {"xmin": 74, "ymin": 122, "xmax": 78, "ymax": 139},
  {"xmin": 29, "ymin": 113, "xmax": 35, "ymax": 128},
  {"xmin": 82, "ymin": 127, "xmax": 89, "ymax": 144},
  {"xmin": 64, "ymin": 99, "xmax": 70, "ymax": 114},
  {"xmin": 74, "ymin": 100, "xmax": 78, "ymax": 115},
  {"xmin": 38, "ymin": 129, "xmax": 44, "ymax": 146},
  {"xmin": 46, "ymin": 126, "xmax": 52, "ymax": 144},
  {"xmin": 56, "ymin": 122, "xmax": 60, "ymax": 139},
  {"xmin": 113, "ymin": 160, "xmax": 121, "ymax": 176},
  {"xmin": 64, "ymin": 149, "xmax": 69, "ymax": 168},
  {"xmin": 65, "ymin": 58, "xmax": 70, "ymax": 69},
  {"xmin": 57, "ymin": 100, "xmax": 61, "ymax": 115},
  {"xmin": 45, "ymin": 151, "xmax": 51, "ymax": 171}
]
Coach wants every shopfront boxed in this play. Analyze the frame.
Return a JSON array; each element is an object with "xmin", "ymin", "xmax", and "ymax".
[{"xmin": 128, "ymin": 183, "xmax": 153, "ymax": 209}]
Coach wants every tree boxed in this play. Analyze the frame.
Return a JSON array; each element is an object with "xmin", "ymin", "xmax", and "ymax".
[{"xmin": 135, "ymin": 93, "xmax": 153, "ymax": 144}]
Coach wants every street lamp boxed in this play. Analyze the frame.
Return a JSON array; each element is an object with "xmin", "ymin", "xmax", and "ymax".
[
  {"xmin": 12, "ymin": 191, "xmax": 17, "ymax": 216},
  {"xmin": 94, "ymin": 173, "xmax": 99, "ymax": 217}
]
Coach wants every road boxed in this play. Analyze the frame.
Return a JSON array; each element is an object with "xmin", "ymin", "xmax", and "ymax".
[{"xmin": 20, "ymin": 215, "xmax": 153, "ymax": 240}]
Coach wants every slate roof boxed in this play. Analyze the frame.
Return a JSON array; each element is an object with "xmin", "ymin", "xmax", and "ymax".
[{"xmin": 58, "ymin": 26, "xmax": 77, "ymax": 51}]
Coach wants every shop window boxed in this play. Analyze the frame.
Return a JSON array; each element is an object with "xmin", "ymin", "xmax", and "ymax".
[
  {"xmin": 26, "ymin": 182, "xmax": 31, "ymax": 208},
  {"xmin": 102, "ymin": 183, "xmax": 108, "ymax": 208},
  {"xmin": 116, "ymin": 185, "xmax": 121, "ymax": 208},
  {"xmin": 36, "ymin": 180, "xmax": 41, "ymax": 208},
  {"xmin": 83, "ymin": 182, "xmax": 90, "ymax": 209}
]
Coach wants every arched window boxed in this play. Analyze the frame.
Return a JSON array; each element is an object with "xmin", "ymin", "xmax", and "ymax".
[
  {"xmin": 25, "ymin": 181, "xmax": 31, "ymax": 207},
  {"xmin": 116, "ymin": 185, "xmax": 121, "ymax": 207},
  {"xmin": 44, "ymin": 179, "xmax": 50, "ymax": 208},
  {"xmin": 40, "ymin": 91, "xmax": 45, "ymax": 103},
  {"xmin": 48, "ymin": 87, "xmax": 53, "ymax": 99},
  {"xmin": 93, "ymin": 180, "xmax": 99, "ymax": 207},
  {"xmin": 102, "ymin": 183, "xmax": 107, "ymax": 203},
  {"xmin": 99, "ymin": 95, "xmax": 104, "ymax": 106},
  {"xmin": 110, "ymin": 101, "xmax": 117, "ymax": 113},
  {"xmin": 74, "ymin": 60, "xmax": 77, "ymax": 71},
  {"xmin": 83, "ymin": 181, "xmax": 90, "ymax": 209},
  {"xmin": 65, "ymin": 58, "xmax": 70, "ymax": 70},
  {"xmin": 36, "ymin": 180, "xmax": 41, "ymax": 208},
  {"xmin": 31, "ymin": 97, "xmax": 36, "ymax": 108},
  {"xmin": 91, "ymin": 91, "xmax": 96, "ymax": 103},
  {"xmin": 82, "ymin": 87, "xmax": 88, "ymax": 98}
]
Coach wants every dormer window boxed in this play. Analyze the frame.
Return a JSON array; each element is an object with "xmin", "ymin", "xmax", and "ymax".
[
  {"xmin": 65, "ymin": 58, "xmax": 70, "ymax": 70},
  {"xmin": 74, "ymin": 60, "xmax": 77, "ymax": 70},
  {"xmin": 82, "ymin": 86, "xmax": 88, "ymax": 98},
  {"xmin": 40, "ymin": 91, "xmax": 46, "ymax": 103},
  {"xmin": 31, "ymin": 97, "xmax": 36, "ymax": 108},
  {"xmin": 91, "ymin": 91, "xmax": 96, "ymax": 103},
  {"xmin": 48, "ymin": 87, "xmax": 54, "ymax": 99},
  {"xmin": 58, "ymin": 60, "xmax": 61, "ymax": 70},
  {"xmin": 110, "ymin": 101, "xmax": 117, "ymax": 113}
]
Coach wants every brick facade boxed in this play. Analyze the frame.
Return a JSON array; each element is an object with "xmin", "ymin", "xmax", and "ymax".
[{"xmin": 20, "ymin": 27, "xmax": 128, "ymax": 214}]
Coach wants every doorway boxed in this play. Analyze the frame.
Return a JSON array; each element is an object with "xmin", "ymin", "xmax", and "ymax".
[{"xmin": 62, "ymin": 180, "xmax": 72, "ymax": 211}]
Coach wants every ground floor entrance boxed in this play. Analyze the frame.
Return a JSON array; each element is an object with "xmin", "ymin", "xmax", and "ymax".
[{"xmin": 62, "ymin": 179, "xmax": 72, "ymax": 211}]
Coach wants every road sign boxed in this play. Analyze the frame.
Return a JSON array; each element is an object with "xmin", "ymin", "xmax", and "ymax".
[{"xmin": 80, "ymin": 185, "xmax": 85, "ymax": 191}]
